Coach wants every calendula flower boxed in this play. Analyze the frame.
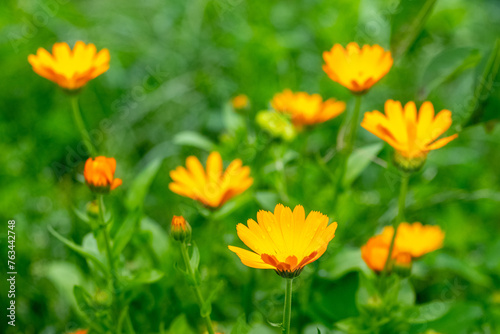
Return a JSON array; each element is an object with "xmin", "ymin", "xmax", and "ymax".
[
  {"xmin": 28, "ymin": 41, "xmax": 110, "ymax": 90},
  {"xmin": 84, "ymin": 156, "xmax": 122, "ymax": 194},
  {"xmin": 271, "ymin": 89, "xmax": 346, "ymax": 127},
  {"xmin": 228, "ymin": 204, "xmax": 338, "ymax": 278},
  {"xmin": 170, "ymin": 215, "xmax": 192, "ymax": 242},
  {"xmin": 231, "ymin": 94, "xmax": 250, "ymax": 110},
  {"xmin": 322, "ymin": 42, "xmax": 393, "ymax": 94},
  {"xmin": 169, "ymin": 152, "xmax": 253, "ymax": 208},
  {"xmin": 361, "ymin": 100, "xmax": 458, "ymax": 170},
  {"xmin": 362, "ymin": 222, "xmax": 444, "ymax": 272},
  {"xmin": 69, "ymin": 330, "xmax": 88, "ymax": 334}
]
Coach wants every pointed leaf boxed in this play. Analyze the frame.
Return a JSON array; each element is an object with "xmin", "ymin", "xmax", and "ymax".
[{"xmin": 125, "ymin": 158, "xmax": 163, "ymax": 210}]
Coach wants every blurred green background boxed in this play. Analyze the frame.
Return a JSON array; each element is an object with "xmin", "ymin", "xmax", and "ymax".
[{"xmin": 1, "ymin": 0, "xmax": 500, "ymax": 333}]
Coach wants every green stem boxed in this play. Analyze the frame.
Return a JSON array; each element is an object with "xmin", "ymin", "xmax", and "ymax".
[
  {"xmin": 282, "ymin": 278, "xmax": 293, "ymax": 334},
  {"xmin": 332, "ymin": 95, "xmax": 363, "ymax": 208},
  {"xmin": 180, "ymin": 243, "xmax": 215, "ymax": 334},
  {"xmin": 98, "ymin": 195, "xmax": 119, "ymax": 331},
  {"xmin": 70, "ymin": 96, "xmax": 97, "ymax": 156},
  {"xmin": 381, "ymin": 173, "xmax": 410, "ymax": 277}
]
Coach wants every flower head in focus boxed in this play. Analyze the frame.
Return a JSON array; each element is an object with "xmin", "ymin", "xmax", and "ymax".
[
  {"xmin": 362, "ymin": 222, "xmax": 444, "ymax": 272},
  {"xmin": 271, "ymin": 89, "xmax": 346, "ymax": 127},
  {"xmin": 28, "ymin": 41, "xmax": 110, "ymax": 90},
  {"xmin": 84, "ymin": 156, "xmax": 122, "ymax": 194},
  {"xmin": 169, "ymin": 152, "xmax": 253, "ymax": 209},
  {"xmin": 170, "ymin": 215, "xmax": 192, "ymax": 243},
  {"xmin": 231, "ymin": 94, "xmax": 250, "ymax": 110},
  {"xmin": 361, "ymin": 100, "xmax": 458, "ymax": 171},
  {"xmin": 229, "ymin": 204, "xmax": 337, "ymax": 278},
  {"xmin": 322, "ymin": 42, "xmax": 393, "ymax": 94}
]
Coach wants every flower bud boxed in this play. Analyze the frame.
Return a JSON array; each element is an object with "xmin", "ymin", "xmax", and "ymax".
[
  {"xmin": 171, "ymin": 215, "xmax": 192, "ymax": 243},
  {"xmin": 256, "ymin": 110, "xmax": 296, "ymax": 141},
  {"xmin": 231, "ymin": 94, "xmax": 250, "ymax": 111},
  {"xmin": 86, "ymin": 200, "xmax": 100, "ymax": 220}
]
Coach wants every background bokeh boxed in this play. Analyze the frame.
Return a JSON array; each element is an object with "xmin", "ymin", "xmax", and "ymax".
[{"xmin": 1, "ymin": 0, "xmax": 500, "ymax": 333}]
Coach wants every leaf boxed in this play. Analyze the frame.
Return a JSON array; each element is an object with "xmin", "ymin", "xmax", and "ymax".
[
  {"xmin": 167, "ymin": 314, "xmax": 196, "ymax": 334},
  {"xmin": 231, "ymin": 316, "xmax": 250, "ymax": 334},
  {"xmin": 125, "ymin": 158, "xmax": 163, "ymax": 210},
  {"xmin": 72, "ymin": 205, "xmax": 90, "ymax": 223},
  {"xmin": 391, "ymin": 0, "xmax": 438, "ymax": 59},
  {"xmin": 433, "ymin": 253, "xmax": 492, "ymax": 287},
  {"xmin": 173, "ymin": 131, "xmax": 216, "ymax": 151},
  {"xmin": 462, "ymin": 38, "xmax": 500, "ymax": 128},
  {"xmin": 319, "ymin": 246, "xmax": 373, "ymax": 280},
  {"xmin": 190, "ymin": 243, "xmax": 200, "ymax": 271},
  {"xmin": 112, "ymin": 210, "xmax": 141, "ymax": 258},
  {"xmin": 255, "ymin": 191, "xmax": 279, "ymax": 211},
  {"xmin": 396, "ymin": 278, "xmax": 415, "ymax": 306},
  {"xmin": 44, "ymin": 261, "xmax": 84, "ymax": 308},
  {"xmin": 343, "ymin": 143, "xmax": 383, "ymax": 187},
  {"xmin": 129, "ymin": 269, "xmax": 165, "ymax": 285},
  {"xmin": 73, "ymin": 285, "xmax": 99, "ymax": 323},
  {"xmin": 418, "ymin": 47, "xmax": 481, "ymax": 100},
  {"xmin": 409, "ymin": 301, "xmax": 452, "ymax": 324},
  {"xmin": 48, "ymin": 226, "xmax": 108, "ymax": 275}
]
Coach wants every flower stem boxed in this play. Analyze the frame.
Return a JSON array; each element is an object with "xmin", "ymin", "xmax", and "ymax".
[
  {"xmin": 282, "ymin": 278, "xmax": 293, "ymax": 334},
  {"xmin": 332, "ymin": 95, "xmax": 363, "ymax": 208},
  {"xmin": 98, "ymin": 195, "xmax": 119, "ymax": 331},
  {"xmin": 381, "ymin": 172, "xmax": 410, "ymax": 277},
  {"xmin": 70, "ymin": 95, "xmax": 97, "ymax": 157},
  {"xmin": 179, "ymin": 243, "xmax": 215, "ymax": 334}
]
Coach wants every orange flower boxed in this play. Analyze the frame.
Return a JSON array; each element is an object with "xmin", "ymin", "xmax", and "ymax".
[
  {"xmin": 231, "ymin": 94, "xmax": 250, "ymax": 109},
  {"xmin": 361, "ymin": 222, "xmax": 444, "ymax": 272},
  {"xmin": 169, "ymin": 152, "xmax": 253, "ymax": 208},
  {"xmin": 271, "ymin": 89, "xmax": 346, "ymax": 127},
  {"xmin": 361, "ymin": 100, "xmax": 458, "ymax": 160},
  {"xmin": 322, "ymin": 42, "xmax": 393, "ymax": 93},
  {"xmin": 228, "ymin": 204, "xmax": 337, "ymax": 278},
  {"xmin": 170, "ymin": 215, "xmax": 192, "ymax": 242},
  {"xmin": 69, "ymin": 330, "xmax": 88, "ymax": 334},
  {"xmin": 28, "ymin": 41, "xmax": 110, "ymax": 90},
  {"xmin": 84, "ymin": 156, "xmax": 122, "ymax": 193}
]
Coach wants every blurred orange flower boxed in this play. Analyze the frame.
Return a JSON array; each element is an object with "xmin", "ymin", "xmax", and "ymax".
[
  {"xmin": 228, "ymin": 204, "xmax": 337, "ymax": 278},
  {"xmin": 28, "ymin": 41, "xmax": 110, "ymax": 90},
  {"xmin": 361, "ymin": 100, "xmax": 458, "ymax": 159},
  {"xmin": 84, "ymin": 156, "xmax": 122, "ymax": 193},
  {"xmin": 170, "ymin": 215, "xmax": 192, "ymax": 242},
  {"xmin": 322, "ymin": 42, "xmax": 393, "ymax": 93},
  {"xmin": 271, "ymin": 89, "xmax": 346, "ymax": 127},
  {"xmin": 69, "ymin": 330, "xmax": 88, "ymax": 334},
  {"xmin": 169, "ymin": 152, "xmax": 253, "ymax": 208},
  {"xmin": 362, "ymin": 222, "xmax": 444, "ymax": 272},
  {"xmin": 231, "ymin": 94, "xmax": 250, "ymax": 109}
]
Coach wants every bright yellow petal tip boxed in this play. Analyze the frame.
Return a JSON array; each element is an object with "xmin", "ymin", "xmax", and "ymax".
[
  {"xmin": 169, "ymin": 152, "xmax": 253, "ymax": 208},
  {"xmin": 361, "ymin": 100, "xmax": 458, "ymax": 165},
  {"xmin": 28, "ymin": 41, "xmax": 110, "ymax": 90},
  {"xmin": 228, "ymin": 204, "xmax": 337, "ymax": 278},
  {"xmin": 271, "ymin": 89, "xmax": 346, "ymax": 127},
  {"xmin": 322, "ymin": 42, "xmax": 393, "ymax": 93}
]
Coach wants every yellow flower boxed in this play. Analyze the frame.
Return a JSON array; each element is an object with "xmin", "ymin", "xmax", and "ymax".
[
  {"xmin": 28, "ymin": 41, "xmax": 110, "ymax": 90},
  {"xmin": 380, "ymin": 222, "xmax": 445, "ymax": 258},
  {"xmin": 271, "ymin": 89, "xmax": 346, "ymax": 127},
  {"xmin": 68, "ymin": 330, "xmax": 88, "ymax": 334},
  {"xmin": 169, "ymin": 152, "xmax": 253, "ymax": 208},
  {"xmin": 361, "ymin": 222, "xmax": 444, "ymax": 272},
  {"xmin": 84, "ymin": 156, "xmax": 122, "ymax": 194},
  {"xmin": 322, "ymin": 42, "xmax": 393, "ymax": 93},
  {"xmin": 361, "ymin": 100, "xmax": 458, "ymax": 162},
  {"xmin": 170, "ymin": 215, "xmax": 192, "ymax": 242},
  {"xmin": 228, "ymin": 204, "xmax": 337, "ymax": 278},
  {"xmin": 231, "ymin": 94, "xmax": 250, "ymax": 109}
]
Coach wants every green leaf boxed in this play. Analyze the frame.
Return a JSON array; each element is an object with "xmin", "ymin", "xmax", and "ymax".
[
  {"xmin": 167, "ymin": 314, "xmax": 196, "ymax": 334},
  {"xmin": 396, "ymin": 278, "xmax": 415, "ymax": 306},
  {"xmin": 48, "ymin": 226, "xmax": 108, "ymax": 275},
  {"xmin": 230, "ymin": 315, "xmax": 250, "ymax": 334},
  {"xmin": 173, "ymin": 131, "xmax": 216, "ymax": 151},
  {"xmin": 409, "ymin": 301, "xmax": 452, "ymax": 324},
  {"xmin": 391, "ymin": 0, "xmax": 438, "ymax": 59},
  {"xmin": 418, "ymin": 47, "xmax": 481, "ymax": 100},
  {"xmin": 343, "ymin": 143, "xmax": 383, "ymax": 187},
  {"xmin": 462, "ymin": 38, "xmax": 500, "ymax": 128},
  {"xmin": 44, "ymin": 261, "xmax": 84, "ymax": 308},
  {"xmin": 190, "ymin": 243, "xmax": 200, "ymax": 271},
  {"xmin": 255, "ymin": 191, "xmax": 279, "ymax": 211},
  {"xmin": 112, "ymin": 210, "xmax": 141, "ymax": 258},
  {"xmin": 125, "ymin": 158, "xmax": 163, "ymax": 210},
  {"xmin": 434, "ymin": 253, "xmax": 492, "ymax": 287},
  {"xmin": 129, "ymin": 269, "xmax": 165, "ymax": 286},
  {"xmin": 72, "ymin": 205, "xmax": 90, "ymax": 223}
]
